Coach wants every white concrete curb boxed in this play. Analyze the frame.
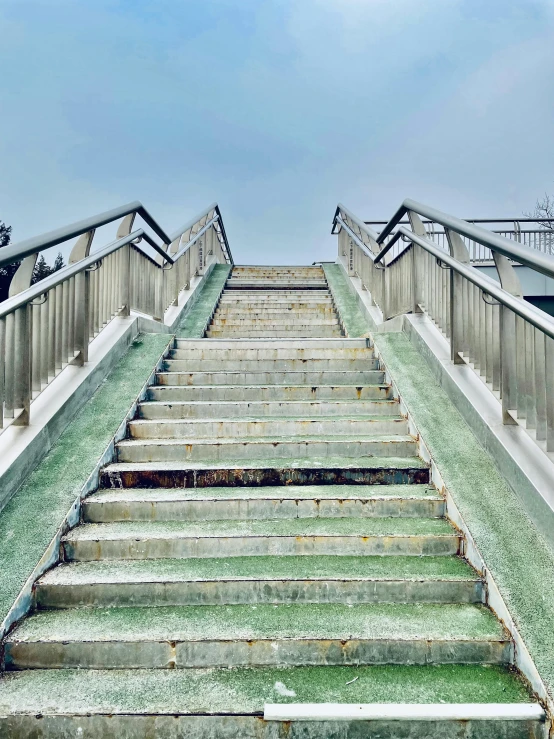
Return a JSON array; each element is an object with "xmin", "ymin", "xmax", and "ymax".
[{"xmin": 264, "ymin": 703, "xmax": 545, "ymax": 721}]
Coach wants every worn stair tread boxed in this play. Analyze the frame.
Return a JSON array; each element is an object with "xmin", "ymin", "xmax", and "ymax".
[
  {"xmin": 63, "ymin": 517, "xmax": 455, "ymax": 540},
  {"xmin": 38, "ymin": 555, "xmax": 479, "ymax": 586},
  {"xmin": 86, "ymin": 484, "xmax": 439, "ymax": 503},
  {"xmin": 131, "ymin": 415, "xmax": 404, "ymax": 424},
  {"xmin": 8, "ymin": 603, "xmax": 506, "ymax": 643},
  {"xmin": 141, "ymin": 400, "xmax": 396, "ymax": 408},
  {"xmin": 0, "ymin": 665, "xmax": 534, "ymax": 715},
  {"xmin": 103, "ymin": 455, "xmax": 429, "ymax": 471},
  {"xmin": 117, "ymin": 434, "xmax": 416, "ymax": 446}
]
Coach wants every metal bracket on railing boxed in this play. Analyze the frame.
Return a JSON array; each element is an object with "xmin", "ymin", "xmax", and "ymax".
[
  {"xmin": 30, "ymin": 294, "xmax": 48, "ymax": 306},
  {"xmin": 435, "ymin": 258, "xmax": 450, "ymax": 270},
  {"xmin": 86, "ymin": 261, "xmax": 103, "ymax": 272},
  {"xmin": 482, "ymin": 292, "xmax": 501, "ymax": 306}
]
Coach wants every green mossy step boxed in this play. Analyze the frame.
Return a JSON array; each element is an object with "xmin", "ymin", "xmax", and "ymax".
[
  {"xmin": 36, "ymin": 555, "xmax": 482, "ymax": 608},
  {"xmin": 5, "ymin": 603, "xmax": 509, "ymax": 669}
]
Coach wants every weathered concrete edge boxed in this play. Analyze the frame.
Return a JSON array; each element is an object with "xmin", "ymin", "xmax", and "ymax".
[
  {"xmin": 0, "ymin": 264, "xmax": 216, "ymax": 514},
  {"xmin": 402, "ymin": 313, "xmax": 554, "ymax": 552},
  {"xmin": 0, "ymin": 337, "xmax": 174, "ymax": 644}
]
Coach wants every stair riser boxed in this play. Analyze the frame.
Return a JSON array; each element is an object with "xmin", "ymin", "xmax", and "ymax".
[
  {"xmin": 210, "ymin": 319, "xmax": 340, "ymax": 327},
  {"xmin": 83, "ymin": 497, "xmax": 445, "ymax": 522},
  {"xmin": 5, "ymin": 638, "xmax": 509, "ymax": 670},
  {"xmin": 116, "ymin": 439, "xmax": 418, "ymax": 463},
  {"xmin": 220, "ymin": 292, "xmax": 332, "ymax": 298},
  {"xmin": 100, "ymin": 466, "xmax": 430, "ymax": 489},
  {"xmin": 215, "ymin": 307, "xmax": 337, "ymax": 315},
  {"xmin": 163, "ymin": 359, "xmax": 378, "ymax": 372},
  {"xmin": 218, "ymin": 300, "xmax": 334, "ymax": 304},
  {"xmin": 156, "ymin": 371, "xmax": 386, "ymax": 385},
  {"xmin": 206, "ymin": 330, "xmax": 343, "ymax": 338},
  {"xmin": 1, "ymin": 715, "xmax": 545, "ymax": 739},
  {"xmin": 138, "ymin": 400, "xmax": 399, "ymax": 419},
  {"xmin": 147, "ymin": 386, "xmax": 393, "ymax": 401},
  {"xmin": 225, "ymin": 283, "xmax": 329, "ymax": 290},
  {"xmin": 174, "ymin": 338, "xmax": 367, "ymax": 349},
  {"xmin": 170, "ymin": 348, "xmax": 372, "ymax": 360},
  {"xmin": 63, "ymin": 534, "xmax": 459, "ymax": 561},
  {"xmin": 127, "ymin": 418, "xmax": 409, "ymax": 440},
  {"xmin": 36, "ymin": 579, "xmax": 482, "ymax": 609}
]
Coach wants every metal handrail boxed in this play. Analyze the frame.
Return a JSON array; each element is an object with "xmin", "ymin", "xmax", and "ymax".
[
  {"xmin": 374, "ymin": 199, "xmax": 554, "ymax": 279},
  {"xmin": 397, "ymin": 226, "xmax": 554, "ymax": 341},
  {"xmin": 0, "ymin": 231, "xmax": 142, "ymax": 318},
  {"xmin": 333, "ymin": 200, "xmax": 554, "ymax": 454},
  {"xmin": 0, "ymin": 200, "xmax": 232, "ymax": 431},
  {"xmin": 1, "ymin": 201, "xmax": 233, "ymax": 270}
]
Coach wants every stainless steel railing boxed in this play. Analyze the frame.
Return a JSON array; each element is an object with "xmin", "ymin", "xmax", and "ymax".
[
  {"xmin": 364, "ymin": 217, "xmax": 554, "ymax": 263},
  {"xmin": 332, "ymin": 201, "xmax": 554, "ymax": 454},
  {"xmin": 0, "ymin": 202, "xmax": 232, "ymax": 429}
]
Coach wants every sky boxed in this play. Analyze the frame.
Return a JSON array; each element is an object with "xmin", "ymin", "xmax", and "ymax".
[{"xmin": 1, "ymin": 0, "xmax": 554, "ymax": 265}]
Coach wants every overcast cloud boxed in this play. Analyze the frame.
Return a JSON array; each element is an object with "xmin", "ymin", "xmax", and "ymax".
[{"xmin": 1, "ymin": 0, "xmax": 554, "ymax": 264}]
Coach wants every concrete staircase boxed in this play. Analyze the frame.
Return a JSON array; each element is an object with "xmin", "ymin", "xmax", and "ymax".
[
  {"xmin": 207, "ymin": 265, "xmax": 343, "ymax": 337},
  {"xmin": 0, "ymin": 266, "xmax": 544, "ymax": 737}
]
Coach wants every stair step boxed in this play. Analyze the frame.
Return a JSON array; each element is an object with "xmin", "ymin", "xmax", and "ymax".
[
  {"xmin": 36, "ymin": 555, "xmax": 481, "ymax": 608},
  {"xmin": 82, "ymin": 484, "xmax": 444, "ymax": 521},
  {"xmin": 156, "ymin": 370, "xmax": 386, "ymax": 385},
  {"xmin": 170, "ymin": 347, "xmax": 372, "ymax": 360},
  {"xmin": 127, "ymin": 417, "xmax": 409, "ymax": 440},
  {"xmin": 138, "ymin": 399, "xmax": 399, "ymax": 419},
  {"xmin": 163, "ymin": 358, "xmax": 378, "ymax": 372},
  {"xmin": 0, "ymin": 665, "xmax": 537, "ymax": 738},
  {"xmin": 206, "ymin": 328, "xmax": 343, "ymax": 338},
  {"xmin": 116, "ymin": 435, "xmax": 418, "ymax": 463},
  {"xmin": 100, "ymin": 456, "xmax": 430, "ymax": 488},
  {"xmin": 211, "ymin": 317, "xmax": 340, "ymax": 326},
  {"xmin": 61, "ymin": 517, "xmax": 457, "ymax": 560},
  {"xmin": 174, "ymin": 338, "xmax": 367, "ymax": 348},
  {"xmin": 5, "ymin": 603, "xmax": 508, "ymax": 670},
  {"xmin": 147, "ymin": 384, "xmax": 393, "ymax": 401}
]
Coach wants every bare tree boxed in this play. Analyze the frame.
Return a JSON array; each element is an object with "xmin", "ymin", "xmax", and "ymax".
[{"xmin": 524, "ymin": 192, "xmax": 554, "ymax": 230}]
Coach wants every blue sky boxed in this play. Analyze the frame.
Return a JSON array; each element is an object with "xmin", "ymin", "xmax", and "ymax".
[{"xmin": 1, "ymin": 0, "xmax": 554, "ymax": 264}]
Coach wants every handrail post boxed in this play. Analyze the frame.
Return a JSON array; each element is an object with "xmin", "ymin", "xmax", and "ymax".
[
  {"xmin": 445, "ymin": 229, "xmax": 470, "ymax": 365},
  {"xmin": 493, "ymin": 251, "xmax": 523, "ymax": 425},
  {"xmin": 13, "ymin": 304, "xmax": 32, "ymax": 426},
  {"xmin": 72, "ymin": 270, "xmax": 90, "ymax": 366},
  {"xmin": 407, "ymin": 211, "xmax": 426, "ymax": 314},
  {"xmin": 117, "ymin": 214, "xmax": 135, "ymax": 317}
]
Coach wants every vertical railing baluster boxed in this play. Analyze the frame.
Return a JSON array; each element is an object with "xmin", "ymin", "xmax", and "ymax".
[
  {"xmin": 534, "ymin": 328, "xmax": 547, "ymax": 442},
  {"xmin": 0, "ymin": 317, "xmax": 5, "ymax": 428},
  {"xmin": 546, "ymin": 335, "xmax": 554, "ymax": 452}
]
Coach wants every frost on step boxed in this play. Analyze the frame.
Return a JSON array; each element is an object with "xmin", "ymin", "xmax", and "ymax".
[{"xmin": 274, "ymin": 681, "xmax": 296, "ymax": 697}]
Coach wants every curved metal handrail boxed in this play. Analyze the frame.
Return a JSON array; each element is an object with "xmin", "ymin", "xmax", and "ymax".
[
  {"xmin": 374, "ymin": 199, "xmax": 554, "ymax": 279},
  {"xmin": 1, "ymin": 201, "xmax": 233, "ymax": 270}
]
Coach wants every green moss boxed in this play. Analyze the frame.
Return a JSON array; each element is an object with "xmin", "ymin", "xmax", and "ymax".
[
  {"xmin": 372, "ymin": 331, "xmax": 554, "ymax": 701},
  {"xmin": 12, "ymin": 603, "xmax": 504, "ymax": 642},
  {"xmin": 0, "ymin": 665, "xmax": 532, "ymax": 714},
  {"xmin": 66, "ymin": 516, "xmax": 456, "ymax": 540},
  {"xmin": 324, "ymin": 264, "xmax": 371, "ymax": 337},
  {"xmin": 0, "ymin": 334, "xmax": 170, "ymax": 627},
  {"xmin": 178, "ymin": 264, "xmax": 231, "ymax": 337},
  {"xmin": 45, "ymin": 555, "xmax": 478, "ymax": 585}
]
